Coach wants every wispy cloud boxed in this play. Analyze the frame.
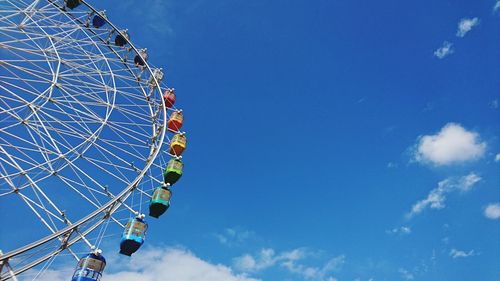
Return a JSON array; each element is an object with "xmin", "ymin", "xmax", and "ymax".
[
  {"xmin": 407, "ymin": 173, "xmax": 481, "ymax": 218},
  {"xmin": 398, "ymin": 268, "xmax": 414, "ymax": 280},
  {"xmin": 357, "ymin": 96, "xmax": 367, "ymax": 103},
  {"xmin": 490, "ymin": 99, "xmax": 499, "ymax": 109},
  {"xmin": 387, "ymin": 162, "xmax": 398, "ymax": 168},
  {"xmin": 493, "ymin": 1, "xmax": 500, "ymax": 13},
  {"xmin": 233, "ymin": 248, "xmax": 279, "ymax": 272},
  {"xmin": 386, "ymin": 226, "xmax": 411, "ymax": 235},
  {"xmin": 450, "ymin": 248, "xmax": 477, "ymax": 259},
  {"xmin": 213, "ymin": 228, "xmax": 255, "ymax": 247},
  {"xmin": 282, "ymin": 255, "xmax": 345, "ymax": 280},
  {"xmin": 495, "ymin": 154, "xmax": 500, "ymax": 162},
  {"xmin": 456, "ymin": 17, "xmax": 479, "ymax": 37},
  {"xmin": 484, "ymin": 203, "xmax": 500, "ymax": 219},
  {"xmin": 233, "ymin": 248, "xmax": 344, "ymax": 281},
  {"xmin": 412, "ymin": 123, "xmax": 486, "ymax": 166},
  {"xmin": 434, "ymin": 41, "xmax": 454, "ymax": 59}
]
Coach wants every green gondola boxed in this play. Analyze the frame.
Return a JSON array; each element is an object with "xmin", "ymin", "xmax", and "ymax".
[
  {"xmin": 164, "ymin": 158, "xmax": 183, "ymax": 185},
  {"xmin": 149, "ymin": 187, "xmax": 172, "ymax": 218}
]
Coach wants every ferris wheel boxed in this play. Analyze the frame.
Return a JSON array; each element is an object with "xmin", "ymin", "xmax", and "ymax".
[{"xmin": 0, "ymin": 0, "xmax": 187, "ymax": 280}]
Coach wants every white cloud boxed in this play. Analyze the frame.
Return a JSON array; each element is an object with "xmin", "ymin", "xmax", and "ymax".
[
  {"xmin": 282, "ymin": 255, "xmax": 345, "ymax": 280},
  {"xmin": 387, "ymin": 162, "xmax": 398, "ymax": 168},
  {"xmin": 30, "ymin": 247, "xmax": 260, "ymax": 281},
  {"xmin": 490, "ymin": 99, "xmax": 499, "ymax": 109},
  {"xmin": 450, "ymin": 248, "xmax": 476, "ymax": 259},
  {"xmin": 386, "ymin": 226, "xmax": 411, "ymax": 235},
  {"xmin": 456, "ymin": 173, "xmax": 482, "ymax": 192},
  {"xmin": 234, "ymin": 248, "xmax": 314, "ymax": 272},
  {"xmin": 434, "ymin": 41, "xmax": 454, "ymax": 59},
  {"xmin": 234, "ymin": 248, "xmax": 344, "ymax": 281},
  {"xmin": 214, "ymin": 228, "xmax": 255, "ymax": 246},
  {"xmin": 407, "ymin": 173, "xmax": 481, "ymax": 218},
  {"xmin": 400, "ymin": 226, "xmax": 412, "ymax": 234},
  {"xmin": 484, "ymin": 203, "xmax": 500, "ymax": 219},
  {"xmin": 456, "ymin": 17, "xmax": 479, "ymax": 37},
  {"xmin": 495, "ymin": 154, "xmax": 500, "ymax": 162},
  {"xmin": 398, "ymin": 268, "xmax": 414, "ymax": 280},
  {"xmin": 233, "ymin": 248, "xmax": 278, "ymax": 272},
  {"xmin": 495, "ymin": 1, "xmax": 500, "ymax": 12},
  {"xmin": 413, "ymin": 123, "xmax": 486, "ymax": 165}
]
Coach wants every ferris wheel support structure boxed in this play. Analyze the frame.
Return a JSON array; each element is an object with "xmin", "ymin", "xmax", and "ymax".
[{"xmin": 0, "ymin": 0, "xmax": 172, "ymax": 279}]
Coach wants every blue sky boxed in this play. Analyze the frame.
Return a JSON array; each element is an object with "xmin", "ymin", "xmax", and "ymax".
[{"xmin": 4, "ymin": 0, "xmax": 500, "ymax": 280}]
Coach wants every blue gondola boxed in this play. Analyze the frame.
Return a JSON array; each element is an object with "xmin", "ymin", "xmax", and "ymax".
[
  {"xmin": 65, "ymin": 0, "xmax": 81, "ymax": 9},
  {"xmin": 115, "ymin": 31, "xmax": 129, "ymax": 47},
  {"xmin": 92, "ymin": 14, "xmax": 106, "ymax": 28},
  {"xmin": 119, "ymin": 216, "xmax": 147, "ymax": 256},
  {"xmin": 71, "ymin": 252, "xmax": 106, "ymax": 281}
]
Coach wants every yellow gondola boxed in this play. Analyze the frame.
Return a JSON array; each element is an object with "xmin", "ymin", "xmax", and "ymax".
[{"xmin": 169, "ymin": 133, "xmax": 186, "ymax": 156}]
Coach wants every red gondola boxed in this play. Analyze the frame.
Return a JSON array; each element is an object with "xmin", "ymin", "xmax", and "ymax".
[{"xmin": 163, "ymin": 89, "xmax": 175, "ymax": 108}]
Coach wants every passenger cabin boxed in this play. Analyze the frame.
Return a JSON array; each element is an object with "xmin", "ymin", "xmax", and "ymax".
[
  {"xmin": 65, "ymin": 0, "xmax": 81, "ymax": 9},
  {"xmin": 92, "ymin": 13, "xmax": 106, "ymax": 28},
  {"xmin": 164, "ymin": 158, "xmax": 183, "ymax": 185},
  {"xmin": 168, "ymin": 110, "xmax": 183, "ymax": 131},
  {"xmin": 119, "ymin": 217, "xmax": 147, "ymax": 256},
  {"xmin": 169, "ymin": 134, "xmax": 186, "ymax": 156},
  {"xmin": 149, "ymin": 187, "xmax": 172, "ymax": 218},
  {"xmin": 163, "ymin": 89, "xmax": 175, "ymax": 108},
  {"xmin": 71, "ymin": 252, "xmax": 106, "ymax": 281},
  {"xmin": 134, "ymin": 49, "xmax": 148, "ymax": 67},
  {"xmin": 115, "ymin": 31, "xmax": 129, "ymax": 47}
]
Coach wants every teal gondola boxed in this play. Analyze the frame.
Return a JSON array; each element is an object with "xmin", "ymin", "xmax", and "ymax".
[{"xmin": 149, "ymin": 186, "xmax": 172, "ymax": 218}]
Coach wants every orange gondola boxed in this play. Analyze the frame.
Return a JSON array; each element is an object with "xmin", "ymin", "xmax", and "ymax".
[{"xmin": 168, "ymin": 110, "xmax": 183, "ymax": 131}]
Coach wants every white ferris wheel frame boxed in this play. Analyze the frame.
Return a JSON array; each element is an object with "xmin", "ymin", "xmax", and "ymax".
[{"xmin": 0, "ymin": 0, "xmax": 176, "ymax": 279}]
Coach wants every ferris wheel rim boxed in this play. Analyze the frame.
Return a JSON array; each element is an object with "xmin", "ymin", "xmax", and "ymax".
[{"xmin": 0, "ymin": 0, "xmax": 169, "ymax": 270}]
